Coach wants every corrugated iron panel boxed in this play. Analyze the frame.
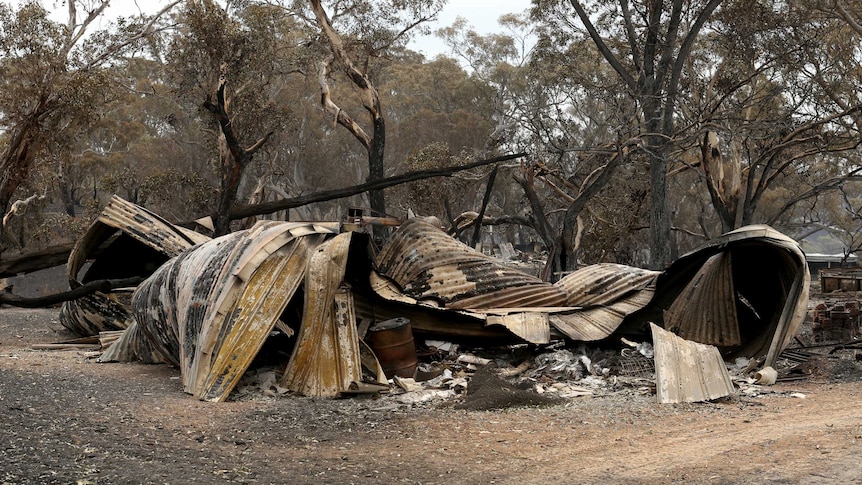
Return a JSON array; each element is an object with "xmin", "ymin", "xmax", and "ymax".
[
  {"xmin": 664, "ymin": 252, "xmax": 740, "ymax": 346},
  {"xmin": 549, "ymin": 288, "xmax": 655, "ymax": 341},
  {"xmin": 367, "ymin": 271, "xmax": 552, "ymax": 343},
  {"xmin": 115, "ymin": 221, "xmax": 339, "ymax": 401},
  {"xmin": 375, "ymin": 219, "xmax": 567, "ymax": 308},
  {"xmin": 98, "ymin": 320, "xmax": 173, "ymax": 364},
  {"xmin": 547, "ymin": 263, "xmax": 658, "ymax": 341},
  {"xmin": 281, "ymin": 233, "xmax": 361, "ymax": 397},
  {"xmin": 554, "ymin": 263, "xmax": 659, "ymax": 307},
  {"xmin": 651, "ymin": 323, "xmax": 735, "ymax": 404},
  {"xmin": 485, "ymin": 312, "xmax": 551, "ymax": 344},
  {"xmin": 61, "ymin": 196, "xmax": 211, "ymax": 336},
  {"xmin": 59, "ymin": 290, "xmax": 136, "ymax": 335},
  {"xmin": 654, "ymin": 224, "xmax": 809, "ymax": 366},
  {"xmin": 96, "ymin": 195, "xmax": 205, "ymax": 257},
  {"xmin": 196, "ymin": 235, "xmax": 321, "ymax": 402}
]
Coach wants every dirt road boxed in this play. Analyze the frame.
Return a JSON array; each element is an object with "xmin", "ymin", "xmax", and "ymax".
[{"xmin": 2, "ymin": 308, "xmax": 861, "ymax": 484}]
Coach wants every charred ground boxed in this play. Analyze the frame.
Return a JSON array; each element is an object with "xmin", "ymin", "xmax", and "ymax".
[{"xmin": 2, "ymin": 307, "xmax": 862, "ymax": 484}]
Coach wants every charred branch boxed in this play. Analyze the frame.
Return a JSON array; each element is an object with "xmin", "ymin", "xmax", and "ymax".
[
  {"xmin": 0, "ymin": 277, "xmax": 143, "ymax": 309},
  {"xmin": 226, "ymin": 153, "xmax": 527, "ymax": 221}
]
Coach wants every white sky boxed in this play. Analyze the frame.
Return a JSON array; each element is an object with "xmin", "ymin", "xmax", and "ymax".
[
  {"xmin": 410, "ymin": 0, "xmax": 533, "ymax": 58},
  {"xmin": 27, "ymin": 0, "xmax": 533, "ymax": 58}
]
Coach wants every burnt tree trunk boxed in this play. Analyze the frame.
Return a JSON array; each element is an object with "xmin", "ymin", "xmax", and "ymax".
[
  {"xmin": 311, "ymin": 0, "xmax": 388, "ymax": 217},
  {"xmin": 204, "ymin": 77, "xmax": 272, "ymax": 237}
]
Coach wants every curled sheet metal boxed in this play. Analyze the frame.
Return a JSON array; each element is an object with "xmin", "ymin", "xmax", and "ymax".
[
  {"xmin": 664, "ymin": 252, "xmax": 740, "ymax": 346},
  {"xmin": 550, "ymin": 264, "xmax": 659, "ymax": 341},
  {"xmin": 650, "ymin": 225, "xmax": 809, "ymax": 366},
  {"xmin": 367, "ymin": 270, "xmax": 554, "ymax": 344},
  {"xmin": 60, "ymin": 195, "xmax": 210, "ymax": 336},
  {"xmin": 373, "ymin": 221, "xmax": 660, "ymax": 344},
  {"xmin": 281, "ymin": 233, "xmax": 361, "ymax": 396},
  {"xmin": 651, "ymin": 323, "xmax": 735, "ymax": 404},
  {"xmin": 117, "ymin": 221, "xmax": 338, "ymax": 401},
  {"xmin": 375, "ymin": 219, "xmax": 568, "ymax": 309}
]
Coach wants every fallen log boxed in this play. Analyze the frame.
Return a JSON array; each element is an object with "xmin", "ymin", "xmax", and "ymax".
[{"xmin": 0, "ymin": 243, "xmax": 76, "ymax": 278}]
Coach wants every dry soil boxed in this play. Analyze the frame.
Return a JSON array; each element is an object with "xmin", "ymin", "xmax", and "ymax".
[{"xmin": 2, "ymin": 307, "xmax": 862, "ymax": 484}]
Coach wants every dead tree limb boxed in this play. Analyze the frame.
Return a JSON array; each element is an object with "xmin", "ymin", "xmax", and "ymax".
[
  {"xmin": 1, "ymin": 154, "xmax": 528, "ymax": 279},
  {"xmin": 0, "ymin": 243, "xmax": 76, "ymax": 278},
  {"xmin": 471, "ymin": 166, "xmax": 498, "ymax": 247},
  {"xmin": 0, "ymin": 277, "xmax": 143, "ymax": 308},
  {"xmin": 226, "ymin": 153, "xmax": 527, "ymax": 221}
]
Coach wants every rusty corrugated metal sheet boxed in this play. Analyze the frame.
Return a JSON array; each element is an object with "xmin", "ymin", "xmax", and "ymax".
[
  {"xmin": 98, "ymin": 320, "xmax": 173, "ymax": 364},
  {"xmin": 61, "ymin": 196, "xmax": 211, "ymax": 336},
  {"xmin": 281, "ymin": 232, "xmax": 361, "ymax": 397},
  {"xmin": 367, "ymin": 271, "xmax": 555, "ymax": 344},
  {"xmin": 549, "ymin": 264, "xmax": 659, "ymax": 341},
  {"xmin": 94, "ymin": 195, "xmax": 208, "ymax": 256},
  {"xmin": 652, "ymin": 225, "xmax": 809, "ymax": 366},
  {"xmin": 555, "ymin": 263, "xmax": 658, "ymax": 307},
  {"xmin": 664, "ymin": 252, "xmax": 740, "ymax": 346},
  {"xmin": 548, "ymin": 289, "xmax": 656, "ymax": 341},
  {"xmin": 115, "ymin": 221, "xmax": 339, "ymax": 401},
  {"xmin": 372, "ymin": 223, "xmax": 662, "ymax": 345},
  {"xmin": 375, "ymin": 219, "xmax": 568, "ymax": 309},
  {"xmin": 651, "ymin": 323, "xmax": 735, "ymax": 404}
]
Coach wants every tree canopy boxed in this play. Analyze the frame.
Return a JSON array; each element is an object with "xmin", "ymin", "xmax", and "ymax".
[{"xmin": 1, "ymin": 0, "xmax": 860, "ymax": 275}]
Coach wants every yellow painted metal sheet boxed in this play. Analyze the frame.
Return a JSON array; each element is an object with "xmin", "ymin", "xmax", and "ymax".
[
  {"xmin": 651, "ymin": 323, "xmax": 735, "ymax": 404},
  {"xmin": 281, "ymin": 232, "xmax": 360, "ymax": 397},
  {"xmin": 197, "ymin": 235, "xmax": 321, "ymax": 401},
  {"xmin": 119, "ymin": 222, "xmax": 339, "ymax": 401}
]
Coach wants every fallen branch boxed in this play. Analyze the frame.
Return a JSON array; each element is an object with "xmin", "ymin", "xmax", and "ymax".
[
  {"xmin": 0, "ymin": 276, "xmax": 143, "ymax": 308},
  {"xmin": 226, "ymin": 152, "xmax": 526, "ymax": 221}
]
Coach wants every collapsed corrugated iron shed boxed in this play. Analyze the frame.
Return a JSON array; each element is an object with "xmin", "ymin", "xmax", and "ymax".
[
  {"xmin": 70, "ymin": 200, "xmax": 806, "ymax": 402},
  {"xmin": 109, "ymin": 221, "xmax": 343, "ymax": 401},
  {"xmin": 59, "ymin": 196, "xmax": 210, "ymax": 336},
  {"xmin": 628, "ymin": 225, "xmax": 809, "ymax": 368},
  {"xmin": 373, "ymin": 219, "xmax": 660, "ymax": 344}
]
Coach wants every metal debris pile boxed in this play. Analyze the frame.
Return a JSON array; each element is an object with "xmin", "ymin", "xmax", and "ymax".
[{"xmin": 53, "ymin": 196, "xmax": 814, "ymax": 406}]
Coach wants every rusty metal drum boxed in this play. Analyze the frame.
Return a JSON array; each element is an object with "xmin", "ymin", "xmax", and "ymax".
[{"xmin": 369, "ymin": 317, "xmax": 418, "ymax": 378}]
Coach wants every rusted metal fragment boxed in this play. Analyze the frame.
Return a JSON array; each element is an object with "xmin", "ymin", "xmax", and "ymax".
[
  {"xmin": 281, "ymin": 233, "xmax": 362, "ymax": 397},
  {"xmin": 61, "ymin": 196, "xmax": 211, "ymax": 336},
  {"xmin": 664, "ymin": 252, "xmax": 741, "ymax": 346},
  {"xmin": 549, "ymin": 288, "xmax": 656, "ymax": 341},
  {"xmin": 549, "ymin": 264, "xmax": 659, "ymax": 341},
  {"xmin": 375, "ymin": 219, "xmax": 568, "ymax": 309},
  {"xmin": 651, "ymin": 323, "xmax": 735, "ymax": 404},
  {"xmin": 485, "ymin": 312, "xmax": 551, "ymax": 344},
  {"xmin": 366, "ymin": 271, "xmax": 551, "ymax": 344},
  {"xmin": 98, "ymin": 320, "xmax": 173, "ymax": 364},
  {"xmin": 555, "ymin": 263, "xmax": 659, "ymax": 307},
  {"xmin": 116, "ymin": 221, "xmax": 338, "ymax": 401},
  {"xmin": 647, "ymin": 225, "xmax": 809, "ymax": 366}
]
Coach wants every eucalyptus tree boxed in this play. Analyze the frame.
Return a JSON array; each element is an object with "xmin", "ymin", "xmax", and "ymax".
[
  {"xmin": 278, "ymin": 0, "xmax": 445, "ymax": 218},
  {"xmin": 672, "ymin": 1, "xmax": 862, "ymax": 240},
  {"xmin": 168, "ymin": 0, "xmax": 303, "ymax": 235},
  {"xmin": 0, "ymin": 0, "xmax": 179, "ymax": 242},
  {"xmin": 532, "ymin": 0, "xmax": 723, "ymax": 269}
]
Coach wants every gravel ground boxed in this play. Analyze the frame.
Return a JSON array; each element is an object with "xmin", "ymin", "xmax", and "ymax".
[{"xmin": 2, "ymin": 307, "xmax": 862, "ymax": 484}]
